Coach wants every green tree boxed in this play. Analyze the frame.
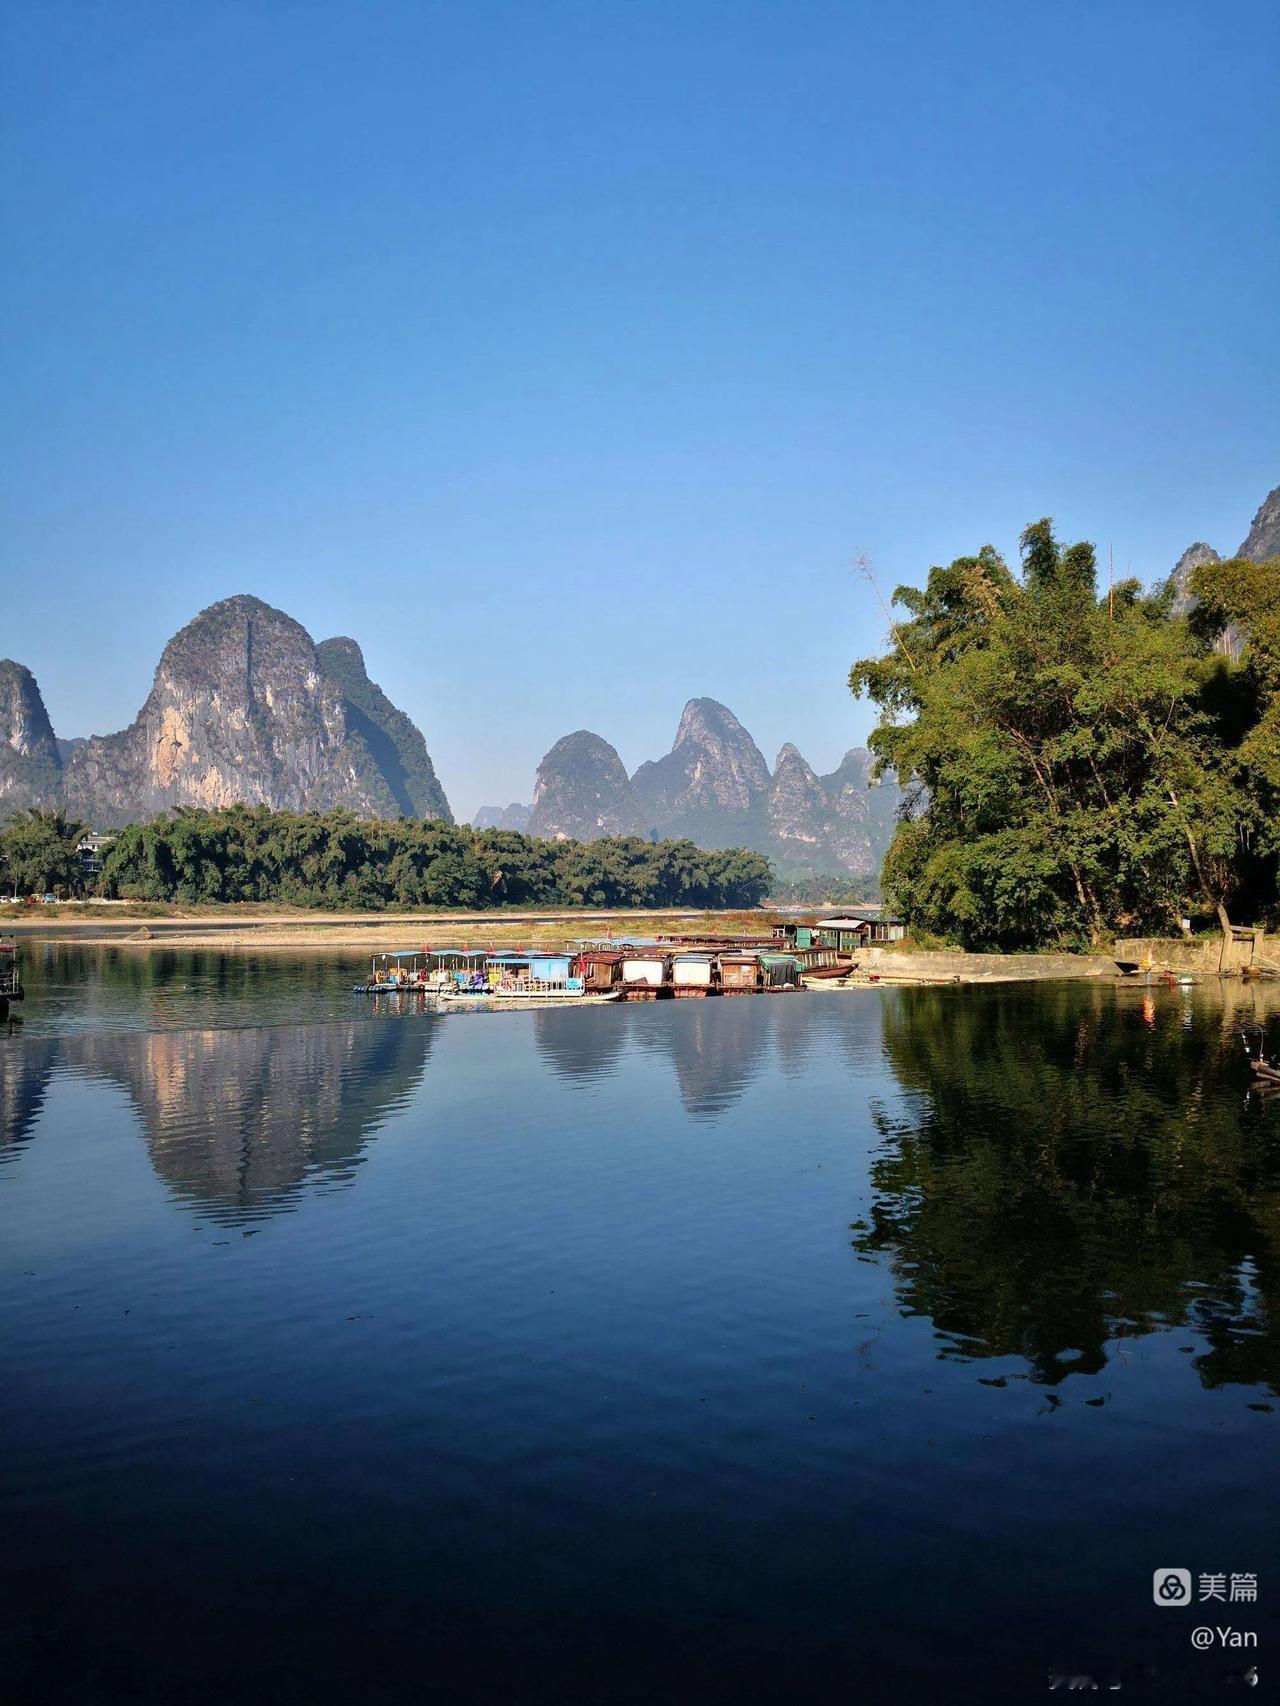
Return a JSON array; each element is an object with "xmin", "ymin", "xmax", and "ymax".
[
  {"xmin": 0, "ymin": 808, "xmax": 87, "ymax": 898},
  {"xmin": 96, "ymin": 807, "xmax": 771, "ymax": 911},
  {"xmin": 851, "ymin": 521, "xmax": 1256, "ymax": 948}
]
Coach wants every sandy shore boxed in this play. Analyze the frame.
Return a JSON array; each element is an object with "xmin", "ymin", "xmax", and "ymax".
[{"xmin": 0, "ymin": 904, "xmax": 752, "ymax": 952}]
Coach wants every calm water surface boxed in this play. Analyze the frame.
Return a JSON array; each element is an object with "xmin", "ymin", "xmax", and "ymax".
[{"xmin": 2, "ymin": 946, "xmax": 1279, "ymax": 1703}]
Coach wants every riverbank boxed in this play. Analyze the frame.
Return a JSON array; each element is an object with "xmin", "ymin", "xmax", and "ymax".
[
  {"xmin": 0, "ymin": 902, "xmax": 736, "ymax": 951},
  {"xmin": 16, "ymin": 905, "xmax": 1264, "ymax": 989},
  {"xmin": 854, "ymin": 946, "xmax": 1118, "ymax": 984},
  {"xmin": 2, "ymin": 902, "xmax": 1126, "ymax": 983}
]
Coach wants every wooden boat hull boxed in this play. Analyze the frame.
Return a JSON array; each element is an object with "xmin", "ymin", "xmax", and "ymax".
[
  {"xmin": 353, "ymin": 983, "xmax": 431, "ymax": 994},
  {"xmin": 438, "ymin": 989, "xmax": 622, "ymax": 1008}
]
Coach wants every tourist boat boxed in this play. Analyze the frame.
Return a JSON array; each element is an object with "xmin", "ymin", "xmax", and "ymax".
[
  {"xmin": 356, "ymin": 947, "xmax": 623, "ymax": 1007},
  {"xmin": 353, "ymin": 949, "xmax": 438, "ymax": 993},
  {"xmin": 717, "ymin": 950, "xmax": 805, "ymax": 995},
  {"xmin": 0, "ymin": 939, "xmax": 23, "ymax": 1015},
  {"xmin": 433, "ymin": 949, "xmax": 622, "ymax": 1008},
  {"xmin": 757, "ymin": 952, "xmax": 804, "ymax": 990},
  {"xmin": 618, "ymin": 950, "xmax": 672, "ymax": 1000},
  {"xmin": 719, "ymin": 951, "xmax": 764, "ymax": 995},
  {"xmin": 352, "ymin": 942, "xmax": 805, "ymax": 1012},
  {"xmin": 578, "ymin": 948, "xmax": 625, "ymax": 993},
  {"xmin": 672, "ymin": 951, "xmax": 719, "ymax": 997}
]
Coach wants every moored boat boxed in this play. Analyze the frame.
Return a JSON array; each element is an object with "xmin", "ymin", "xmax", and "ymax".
[
  {"xmin": 579, "ymin": 948, "xmax": 625, "ymax": 994},
  {"xmin": 617, "ymin": 949, "xmax": 672, "ymax": 1000},
  {"xmin": 672, "ymin": 951, "xmax": 719, "ymax": 997},
  {"xmin": 719, "ymin": 951, "xmax": 764, "ymax": 996}
]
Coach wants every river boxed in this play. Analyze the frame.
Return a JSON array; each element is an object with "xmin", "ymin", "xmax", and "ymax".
[{"xmin": 2, "ymin": 947, "xmax": 1278, "ymax": 1702}]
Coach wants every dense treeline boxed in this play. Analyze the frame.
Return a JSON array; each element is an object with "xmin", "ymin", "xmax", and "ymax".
[
  {"xmin": 0, "ymin": 806, "xmax": 773, "ymax": 909},
  {"xmin": 851, "ymin": 523, "xmax": 1280, "ymax": 949},
  {"xmin": 766, "ymin": 872, "xmax": 880, "ymax": 907}
]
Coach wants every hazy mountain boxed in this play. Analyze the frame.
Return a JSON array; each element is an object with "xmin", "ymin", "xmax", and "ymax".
[
  {"xmin": 766, "ymin": 742, "xmax": 829, "ymax": 852},
  {"xmin": 631, "ymin": 699, "xmax": 772, "ymax": 841},
  {"xmin": 820, "ymin": 747, "xmax": 902, "ymax": 872},
  {"xmin": 528, "ymin": 731, "xmax": 636, "ymax": 839},
  {"xmin": 525, "ymin": 700, "xmax": 899, "ymax": 876},
  {"xmin": 60, "ymin": 595, "xmax": 452, "ymax": 829},
  {"xmin": 0, "ymin": 658, "xmax": 63, "ymax": 810},
  {"xmin": 472, "ymin": 802, "xmax": 532, "ymax": 831}
]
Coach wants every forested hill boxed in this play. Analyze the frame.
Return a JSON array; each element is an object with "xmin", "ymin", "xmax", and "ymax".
[{"xmin": 4, "ymin": 808, "xmax": 773, "ymax": 910}]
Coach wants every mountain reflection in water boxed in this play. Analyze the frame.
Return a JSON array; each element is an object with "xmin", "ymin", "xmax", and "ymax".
[
  {"xmin": 535, "ymin": 993, "xmax": 867, "ymax": 1120},
  {"xmin": 2, "ymin": 1020, "xmax": 433, "ymax": 1224},
  {"xmin": 2, "ymin": 951, "xmax": 1279, "ymax": 1704}
]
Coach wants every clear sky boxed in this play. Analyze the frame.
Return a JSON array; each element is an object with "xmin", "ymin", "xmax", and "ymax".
[{"xmin": 3, "ymin": 0, "xmax": 1277, "ymax": 821}]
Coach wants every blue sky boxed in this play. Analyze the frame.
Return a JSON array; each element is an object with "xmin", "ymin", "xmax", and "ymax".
[{"xmin": 3, "ymin": 0, "xmax": 1277, "ymax": 820}]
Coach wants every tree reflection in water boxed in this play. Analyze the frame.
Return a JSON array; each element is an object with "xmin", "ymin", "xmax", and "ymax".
[{"xmin": 854, "ymin": 980, "xmax": 1280, "ymax": 1391}]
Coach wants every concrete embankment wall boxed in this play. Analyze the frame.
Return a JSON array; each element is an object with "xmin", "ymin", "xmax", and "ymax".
[
  {"xmin": 859, "ymin": 948, "xmax": 1114, "ymax": 983},
  {"xmin": 1113, "ymin": 937, "xmax": 1223, "ymax": 972},
  {"xmin": 1115, "ymin": 931, "xmax": 1273, "ymax": 975}
]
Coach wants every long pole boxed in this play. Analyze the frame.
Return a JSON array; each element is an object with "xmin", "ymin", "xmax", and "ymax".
[
  {"xmin": 853, "ymin": 553, "xmax": 917, "ymax": 672},
  {"xmin": 1108, "ymin": 543, "xmax": 1114, "ymax": 627}
]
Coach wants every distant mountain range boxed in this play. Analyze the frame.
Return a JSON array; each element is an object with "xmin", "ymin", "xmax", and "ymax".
[
  {"xmin": 471, "ymin": 802, "xmax": 532, "ymax": 831},
  {"xmin": 6, "ymin": 481, "xmax": 1276, "ymax": 861},
  {"xmin": 2, "ymin": 596, "xmax": 897, "ymax": 873},
  {"xmin": 1, "ymin": 595, "xmax": 453, "ymax": 829},
  {"xmin": 493, "ymin": 698, "xmax": 901, "ymax": 878}
]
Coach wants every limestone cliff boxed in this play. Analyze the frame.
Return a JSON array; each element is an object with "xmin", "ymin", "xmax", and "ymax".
[
  {"xmin": 316, "ymin": 636, "xmax": 452, "ymax": 822},
  {"xmin": 1167, "ymin": 542, "xmax": 1221, "ymax": 617},
  {"xmin": 765, "ymin": 743, "xmax": 828, "ymax": 852},
  {"xmin": 763, "ymin": 742, "xmax": 900, "ymax": 876},
  {"xmin": 630, "ymin": 699, "xmax": 771, "ymax": 841},
  {"xmin": 1237, "ymin": 484, "xmax": 1280, "ymax": 563},
  {"xmin": 63, "ymin": 595, "xmax": 451, "ymax": 828},
  {"xmin": 528, "ymin": 732, "xmax": 636, "ymax": 839},
  {"xmin": 819, "ymin": 748, "xmax": 901, "ymax": 873},
  {"xmin": 1166, "ymin": 477, "xmax": 1280, "ymax": 656},
  {"xmin": 0, "ymin": 659, "xmax": 63, "ymax": 810}
]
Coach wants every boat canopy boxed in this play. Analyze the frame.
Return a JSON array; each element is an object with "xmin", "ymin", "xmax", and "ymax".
[{"xmin": 485, "ymin": 952, "xmax": 574, "ymax": 973}]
